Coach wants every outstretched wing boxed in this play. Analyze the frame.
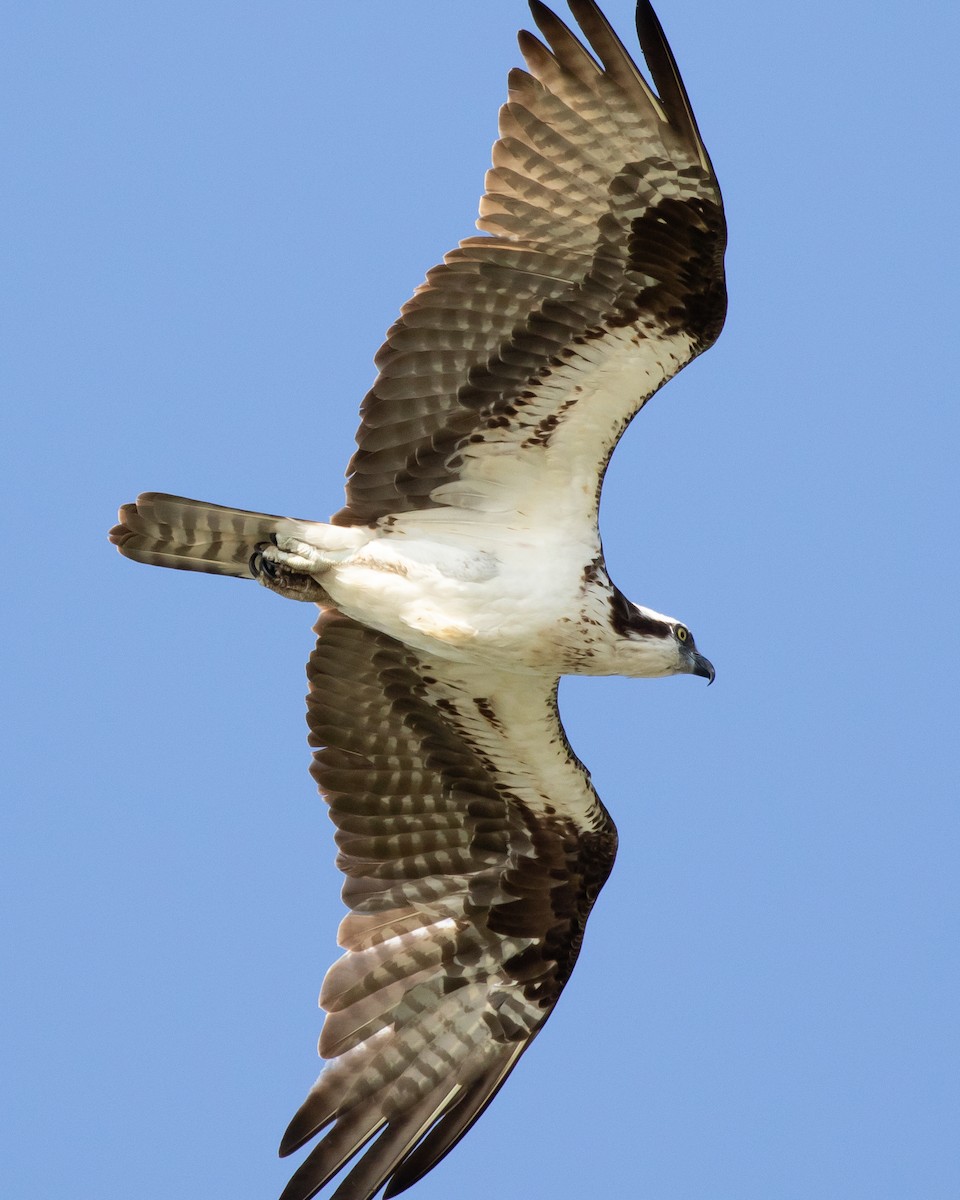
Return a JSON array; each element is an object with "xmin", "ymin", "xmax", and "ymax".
[
  {"xmin": 334, "ymin": 0, "xmax": 726, "ymax": 530},
  {"xmin": 280, "ymin": 609, "xmax": 617, "ymax": 1200}
]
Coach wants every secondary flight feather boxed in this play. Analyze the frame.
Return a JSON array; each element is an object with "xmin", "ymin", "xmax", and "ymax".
[{"xmin": 110, "ymin": 3, "xmax": 726, "ymax": 1198}]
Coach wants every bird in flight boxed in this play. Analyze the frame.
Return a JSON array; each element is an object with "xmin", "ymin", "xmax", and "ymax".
[{"xmin": 110, "ymin": 2, "xmax": 726, "ymax": 1197}]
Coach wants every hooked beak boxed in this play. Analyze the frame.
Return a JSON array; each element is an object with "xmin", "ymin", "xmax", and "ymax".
[{"xmin": 689, "ymin": 650, "xmax": 716, "ymax": 686}]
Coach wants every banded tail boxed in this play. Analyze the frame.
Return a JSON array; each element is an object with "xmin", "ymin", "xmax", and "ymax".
[{"xmin": 110, "ymin": 492, "xmax": 333, "ymax": 579}]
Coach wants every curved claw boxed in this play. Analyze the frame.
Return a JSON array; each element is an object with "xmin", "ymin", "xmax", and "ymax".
[{"xmin": 250, "ymin": 543, "xmax": 279, "ymax": 581}]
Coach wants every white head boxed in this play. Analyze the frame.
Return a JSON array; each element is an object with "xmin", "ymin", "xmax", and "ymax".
[{"xmin": 609, "ymin": 590, "xmax": 715, "ymax": 682}]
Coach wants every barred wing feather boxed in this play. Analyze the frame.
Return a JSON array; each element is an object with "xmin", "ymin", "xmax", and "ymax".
[
  {"xmin": 107, "ymin": 5, "xmax": 727, "ymax": 1198},
  {"xmin": 334, "ymin": 0, "xmax": 725, "ymax": 530},
  {"xmin": 279, "ymin": 610, "xmax": 617, "ymax": 1200}
]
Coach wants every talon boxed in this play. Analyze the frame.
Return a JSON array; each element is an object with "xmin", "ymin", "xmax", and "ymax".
[{"xmin": 250, "ymin": 543, "xmax": 278, "ymax": 581}]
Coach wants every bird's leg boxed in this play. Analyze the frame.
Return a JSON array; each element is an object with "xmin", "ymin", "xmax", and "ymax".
[{"xmin": 249, "ymin": 538, "xmax": 331, "ymax": 603}]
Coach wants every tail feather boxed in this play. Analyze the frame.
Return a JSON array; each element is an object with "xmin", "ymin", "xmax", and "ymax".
[{"xmin": 109, "ymin": 492, "xmax": 328, "ymax": 578}]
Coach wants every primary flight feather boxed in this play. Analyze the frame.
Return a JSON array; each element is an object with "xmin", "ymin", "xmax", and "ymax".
[{"xmin": 110, "ymin": 3, "xmax": 726, "ymax": 1198}]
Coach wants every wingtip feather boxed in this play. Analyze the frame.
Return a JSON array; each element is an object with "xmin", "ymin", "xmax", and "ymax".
[{"xmin": 633, "ymin": 0, "xmax": 713, "ymax": 171}]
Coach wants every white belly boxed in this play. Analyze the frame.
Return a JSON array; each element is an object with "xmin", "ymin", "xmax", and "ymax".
[{"xmin": 322, "ymin": 529, "xmax": 598, "ymax": 672}]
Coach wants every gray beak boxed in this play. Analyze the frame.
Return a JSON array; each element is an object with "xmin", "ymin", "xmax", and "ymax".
[{"xmin": 689, "ymin": 650, "xmax": 716, "ymax": 685}]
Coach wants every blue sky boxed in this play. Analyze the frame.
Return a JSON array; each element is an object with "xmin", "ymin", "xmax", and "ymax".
[{"xmin": 4, "ymin": 2, "xmax": 959, "ymax": 1198}]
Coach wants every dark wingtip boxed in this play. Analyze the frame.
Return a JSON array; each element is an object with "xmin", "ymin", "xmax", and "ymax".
[
  {"xmin": 634, "ymin": 0, "xmax": 713, "ymax": 171},
  {"xmin": 279, "ymin": 1099, "xmax": 327, "ymax": 1159}
]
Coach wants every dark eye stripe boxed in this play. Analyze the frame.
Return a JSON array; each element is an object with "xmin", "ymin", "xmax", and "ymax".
[{"xmin": 609, "ymin": 588, "xmax": 672, "ymax": 639}]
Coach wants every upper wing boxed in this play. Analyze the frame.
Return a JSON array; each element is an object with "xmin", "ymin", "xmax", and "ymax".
[
  {"xmin": 279, "ymin": 609, "xmax": 617, "ymax": 1200},
  {"xmin": 333, "ymin": 0, "xmax": 726, "ymax": 530}
]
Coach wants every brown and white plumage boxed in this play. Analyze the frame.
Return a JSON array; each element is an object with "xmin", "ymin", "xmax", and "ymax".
[
  {"xmin": 332, "ymin": 0, "xmax": 724, "ymax": 534},
  {"xmin": 110, "ymin": 3, "xmax": 726, "ymax": 1199},
  {"xmin": 279, "ymin": 610, "xmax": 616, "ymax": 1200}
]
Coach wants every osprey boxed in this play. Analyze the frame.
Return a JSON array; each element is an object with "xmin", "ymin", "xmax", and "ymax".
[{"xmin": 110, "ymin": 2, "xmax": 726, "ymax": 1197}]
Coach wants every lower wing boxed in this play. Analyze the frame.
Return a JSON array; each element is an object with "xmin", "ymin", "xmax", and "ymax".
[{"xmin": 280, "ymin": 608, "xmax": 618, "ymax": 1200}]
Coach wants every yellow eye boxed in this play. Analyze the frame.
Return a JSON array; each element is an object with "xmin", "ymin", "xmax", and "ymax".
[{"xmin": 676, "ymin": 626, "xmax": 689, "ymax": 643}]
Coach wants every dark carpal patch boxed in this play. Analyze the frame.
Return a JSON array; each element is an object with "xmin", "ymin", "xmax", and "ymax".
[
  {"xmin": 295, "ymin": 608, "xmax": 618, "ymax": 1193},
  {"xmin": 329, "ymin": 12, "xmax": 727, "ymax": 529},
  {"xmin": 627, "ymin": 195, "xmax": 727, "ymax": 349},
  {"xmin": 496, "ymin": 817, "xmax": 617, "ymax": 1007}
]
